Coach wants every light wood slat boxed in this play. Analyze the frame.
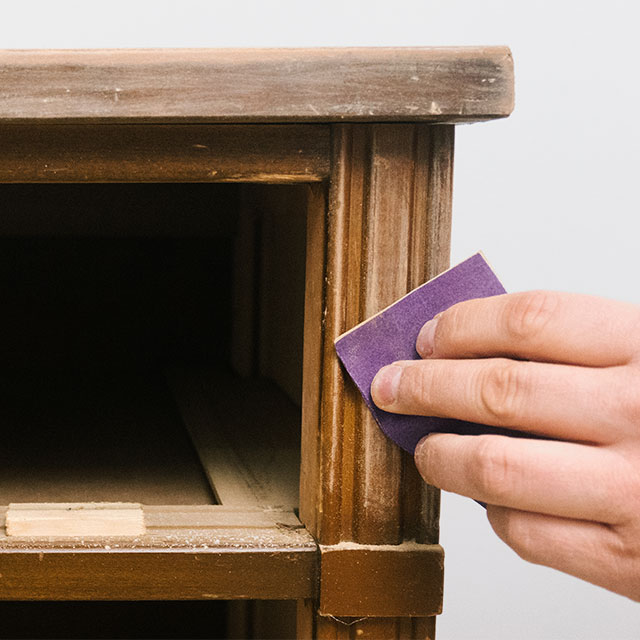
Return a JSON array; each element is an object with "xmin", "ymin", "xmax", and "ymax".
[
  {"xmin": 0, "ymin": 47, "xmax": 513, "ymax": 124},
  {"xmin": 6, "ymin": 503, "xmax": 145, "ymax": 538},
  {"xmin": 167, "ymin": 368, "xmax": 300, "ymax": 510},
  {"xmin": 0, "ymin": 124, "xmax": 330, "ymax": 183}
]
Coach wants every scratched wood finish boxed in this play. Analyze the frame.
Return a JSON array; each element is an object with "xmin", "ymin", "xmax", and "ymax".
[
  {"xmin": 0, "ymin": 124, "xmax": 330, "ymax": 183},
  {"xmin": 0, "ymin": 505, "xmax": 314, "ymax": 549},
  {"xmin": 0, "ymin": 550, "xmax": 314, "ymax": 601},
  {"xmin": 0, "ymin": 46, "xmax": 517, "ymax": 636},
  {"xmin": 319, "ymin": 543, "xmax": 444, "ymax": 617},
  {"xmin": 299, "ymin": 183, "xmax": 328, "ymax": 540},
  {"xmin": 0, "ymin": 506, "xmax": 315, "ymax": 600},
  {"xmin": 298, "ymin": 123, "xmax": 454, "ymax": 638},
  {"xmin": 0, "ymin": 48, "xmax": 513, "ymax": 123},
  {"xmin": 299, "ymin": 123, "xmax": 453, "ymax": 545}
]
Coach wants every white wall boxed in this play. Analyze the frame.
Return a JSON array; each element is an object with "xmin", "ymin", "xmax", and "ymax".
[{"xmin": 3, "ymin": 2, "xmax": 639, "ymax": 637}]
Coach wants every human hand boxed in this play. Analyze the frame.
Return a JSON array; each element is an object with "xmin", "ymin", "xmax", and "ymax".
[{"xmin": 371, "ymin": 291, "xmax": 640, "ymax": 601}]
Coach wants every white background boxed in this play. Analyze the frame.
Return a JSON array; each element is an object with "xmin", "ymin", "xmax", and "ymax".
[{"xmin": 2, "ymin": 1, "xmax": 640, "ymax": 637}]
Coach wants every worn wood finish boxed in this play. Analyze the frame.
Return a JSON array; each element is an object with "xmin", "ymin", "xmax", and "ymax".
[
  {"xmin": 319, "ymin": 543, "xmax": 443, "ymax": 618},
  {"xmin": 0, "ymin": 124, "xmax": 330, "ymax": 183},
  {"xmin": 297, "ymin": 185, "xmax": 334, "ymax": 639},
  {"xmin": 299, "ymin": 183, "xmax": 328, "ymax": 540},
  {"xmin": 167, "ymin": 368, "xmax": 300, "ymax": 510},
  {"xmin": 0, "ymin": 550, "xmax": 313, "ymax": 601},
  {"xmin": 300, "ymin": 123, "xmax": 453, "ymax": 546},
  {"xmin": 0, "ymin": 505, "xmax": 315, "ymax": 600},
  {"xmin": 0, "ymin": 45, "xmax": 519, "ymax": 636},
  {"xmin": 0, "ymin": 505, "xmax": 313, "ymax": 549},
  {"xmin": 298, "ymin": 123, "xmax": 454, "ymax": 635},
  {"xmin": 0, "ymin": 48, "xmax": 513, "ymax": 124}
]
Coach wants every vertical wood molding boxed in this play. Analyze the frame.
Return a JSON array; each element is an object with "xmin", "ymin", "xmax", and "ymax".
[
  {"xmin": 301, "ymin": 123, "xmax": 454, "ymax": 545},
  {"xmin": 300, "ymin": 184, "xmax": 329, "ymax": 539},
  {"xmin": 299, "ymin": 123, "xmax": 454, "ymax": 638},
  {"xmin": 404, "ymin": 124, "xmax": 454, "ymax": 545}
]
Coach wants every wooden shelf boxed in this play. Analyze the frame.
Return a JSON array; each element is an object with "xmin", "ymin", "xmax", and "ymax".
[
  {"xmin": 0, "ymin": 506, "xmax": 316, "ymax": 600},
  {"xmin": 0, "ymin": 367, "xmax": 312, "ymax": 600},
  {"xmin": 0, "ymin": 365, "xmax": 301, "ymax": 509},
  {"xmin": 0, "ymin": 367, "xmax": 215, "ymax": 506}
]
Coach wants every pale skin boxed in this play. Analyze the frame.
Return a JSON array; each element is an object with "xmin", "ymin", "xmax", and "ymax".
[{"xmin": 370, "ymin": 290, "xmax": 640, "ymax": 601}]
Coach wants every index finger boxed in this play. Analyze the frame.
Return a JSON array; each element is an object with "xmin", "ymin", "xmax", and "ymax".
[{"xmin": 417, "ymin": 291, "xmax": 640, "ymax": 367}]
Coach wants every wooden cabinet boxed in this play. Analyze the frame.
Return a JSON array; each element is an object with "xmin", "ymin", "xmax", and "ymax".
[{"xmin": 0, "ymin": 48, "xmax": 513, "ymax": 639}]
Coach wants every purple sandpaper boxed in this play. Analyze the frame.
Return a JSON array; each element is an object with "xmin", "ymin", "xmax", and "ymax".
[{"xmin": 335, "ymin": 253, "xmax": 507, "ymax": 453}]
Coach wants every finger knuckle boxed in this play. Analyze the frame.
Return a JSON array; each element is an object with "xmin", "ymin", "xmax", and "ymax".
[
  {"xmin": 612, "ymin": 369, "xmax": 640, "ymax": 428},
  {"xmin": 477, "ymin": 360, "xmax": 528, "ymax": 424},
  {"xmin": 600, "ymin": 526, "xmax": 640, "ymax": 601},
  {"xmin": 470, "ymin": 436, "xmax": 514, "ymax": 502},
  {"xmin": 612, "ymin": 456, "xmax": 640, "ymax": 521},
  {"xmin": 504, "ymin": 291, "xmax": 558, "ymax": 343},
  {"xmin": 403, "ymin": 365, "xmax": 434, "ymax": 412},
  {"xmin": 605, "ymin": 526, "xmax": 638, "ymax": 563},
  {"xmin": 434, "ymin": 304, "xmax": 464, "ymax": 351}
]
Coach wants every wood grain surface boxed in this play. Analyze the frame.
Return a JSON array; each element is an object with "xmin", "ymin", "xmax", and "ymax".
[
  {"xmin": 0, "ymin": 124, "xmax": 330, "ymax": 183},
  {"xmin": 298, "ymin": 122, "xmax": 453, "ymax": 636},
  {"xmin": 6, "ymin": 503, "xmax": 146, "ymax": 538},
  {"xmin": 167, "ymin": 368, "xmax": 301, "ymax": 510},
  {"xmin": 319, "ymin": 542, "xmax": 444, "ymax": 617},
  {"xmin": 0, "ymin": 505, "xmax": 316, "ymax": 600},
  {"xmin": 300, "ymin": 123, "xmax": 453, "ymax": 547},
  {"xmin": 0, "ymin": 48, "xmax": 514, "ymax": 123}
]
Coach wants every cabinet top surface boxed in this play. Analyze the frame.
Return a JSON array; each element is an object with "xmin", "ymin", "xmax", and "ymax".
[{"xmin": 0, "ymin": 47, "xmax": 514, "ymax": 124}]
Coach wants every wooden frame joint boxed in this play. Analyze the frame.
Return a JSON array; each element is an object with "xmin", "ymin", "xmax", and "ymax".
[{"xmin": 318, "ymin": 542, "xmax": 444, "ymax": 618}]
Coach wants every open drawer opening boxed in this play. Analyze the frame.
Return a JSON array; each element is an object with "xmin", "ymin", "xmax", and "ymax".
[{"xmin": 0, "ymin": 182, "xmax": 309, "ymax": 529}]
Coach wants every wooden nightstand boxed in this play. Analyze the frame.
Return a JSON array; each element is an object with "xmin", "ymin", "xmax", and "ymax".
[{"xmin": 0, "ymin": 48, "xmax": 513, "ymax": 639}]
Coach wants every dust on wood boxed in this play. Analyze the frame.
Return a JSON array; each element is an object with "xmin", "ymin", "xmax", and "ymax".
[{"xmin": 6, "ymin": 503, "xmax": 145, "ymax": 538}]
